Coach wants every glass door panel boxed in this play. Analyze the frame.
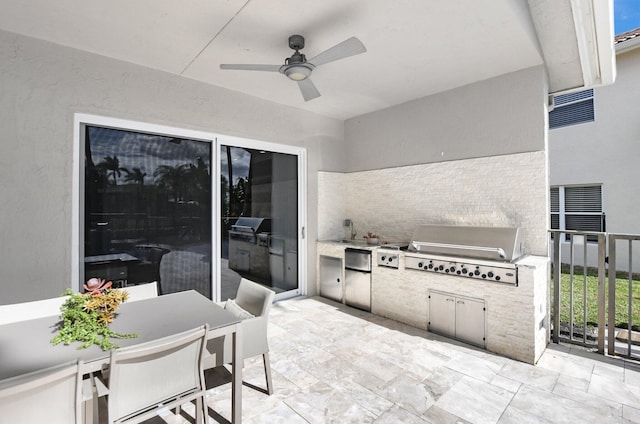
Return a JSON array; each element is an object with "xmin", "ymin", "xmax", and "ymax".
[
  {"xmin": 220, "ymin": 145, "xmax": 299, "ymax": 300},
  {"xmin": 83, "ymin": 125, "xmax": 212, "ymax": 298}
]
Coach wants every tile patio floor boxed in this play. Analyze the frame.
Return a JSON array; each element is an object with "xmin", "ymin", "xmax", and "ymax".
[{"xmin": 167, "ymin": 296, "xmax": 640, "ymax": 424}]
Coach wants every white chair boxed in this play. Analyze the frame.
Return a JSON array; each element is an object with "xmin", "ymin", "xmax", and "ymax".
[
  {"xmin": 123, "ymin": 281, "xmax": 158, "ymax": 302},
  {"xmin": 204, "ymin": 278, "xmax": 276, "ymax": 395},
  {"xmin": 0, "ymin": 295, "xmax": 69, "ymax": 325},
  {"xmin": 0, "ymin": 360, "xmax": 83, "ymax": 424},
  {"xmin": 100, "ymin": 324, "xmax": 209, "ymax": 424}
]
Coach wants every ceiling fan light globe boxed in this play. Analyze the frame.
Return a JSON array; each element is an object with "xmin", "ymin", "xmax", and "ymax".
[{"xmin": 285, "ymin": 65, "xmax": 311, "ymax": 81}]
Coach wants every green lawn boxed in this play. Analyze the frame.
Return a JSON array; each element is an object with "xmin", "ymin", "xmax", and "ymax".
[{"xmin": 553, "ymin": 267, "xmax": 640, "ymax": 331}]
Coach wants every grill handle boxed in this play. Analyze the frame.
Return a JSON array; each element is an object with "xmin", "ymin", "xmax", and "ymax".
[{"xmin": 411, "ymin": 241, "xmax": 506, "ymax": 259}]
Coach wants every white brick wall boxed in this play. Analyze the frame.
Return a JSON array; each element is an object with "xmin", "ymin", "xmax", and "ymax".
[
  {"xmin": 317, "ymin": 172, "xmax": 347, "ymax": 241},
  {"xmin": 319, "ymin": 151, "xmax": 548, "ymax": 256}
]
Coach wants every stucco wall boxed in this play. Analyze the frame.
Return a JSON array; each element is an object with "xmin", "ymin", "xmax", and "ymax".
[
  {"xmin": 344, "ymin": 66, "xmax": 547, "ymax": 172},
  {"xmin": 0, "ymin": 30, "xmax": 344, "ymax": 303}
]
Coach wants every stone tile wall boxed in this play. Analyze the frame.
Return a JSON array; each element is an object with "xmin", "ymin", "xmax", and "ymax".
[{"xmin": 318, "ymin": 151, "xmax": 548, "ymax": 256}]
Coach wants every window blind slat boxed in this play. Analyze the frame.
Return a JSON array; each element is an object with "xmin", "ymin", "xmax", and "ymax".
[
  {"xmin": 565, "ymin": 186, "xmax": 602, "ymax": 212},
  {"xmin": 550, "ymin": 187, "xmax": 559, "ymax": 212},
  {"xmin": 553, "ymin": 89, "xmax": 594, "ymax": 106},
  {"xmin": 549, "ymin": 99, "xmax": 594, "ymax": 129}
]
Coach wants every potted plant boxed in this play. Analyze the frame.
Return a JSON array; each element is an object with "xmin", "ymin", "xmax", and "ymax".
[
  {"xmin": 51, "ymin": 278, "xmax": 138, "ymax": 350},
  {"xmin": 364, "ymin": 232, "xmax": 379, "ymax": 245}
]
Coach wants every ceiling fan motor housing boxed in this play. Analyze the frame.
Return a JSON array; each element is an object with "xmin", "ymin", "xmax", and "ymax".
[{"xmin": 288, "ymin": 34, "xmax": 305, "ymax": 51}]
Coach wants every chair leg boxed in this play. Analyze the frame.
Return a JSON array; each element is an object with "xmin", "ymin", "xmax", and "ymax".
[{"xmin": 262, "ymin": 352, "xmax": 273, "ymax": 395}]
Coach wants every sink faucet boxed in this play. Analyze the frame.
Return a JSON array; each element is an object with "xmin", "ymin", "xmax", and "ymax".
[{"xmin": 344, "ymin": 219, "xmax": 357, "ymax": 240}]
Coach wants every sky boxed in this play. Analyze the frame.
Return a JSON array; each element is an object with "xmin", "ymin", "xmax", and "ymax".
[{"xmin": 614, "ymin": 0, "xmax": 640, "ymax": 34}]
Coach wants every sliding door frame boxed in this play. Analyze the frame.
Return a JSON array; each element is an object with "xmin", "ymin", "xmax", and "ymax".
[
  {"xmin": 215, "ymin": 135, "xmax": 307, "ymax": 301},
  {"xmin": 72, "ymin": 113, "xmax": 307, "ymax": 301}
]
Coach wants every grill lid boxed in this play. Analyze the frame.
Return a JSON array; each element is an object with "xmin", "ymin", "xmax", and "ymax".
[
  {"xmin": 231, "ymin": 217, "xmax": 271, "ymax": 234},
  {"xmin": 408, "ymin": 224, "xmax": 523, "ymax": 262}
]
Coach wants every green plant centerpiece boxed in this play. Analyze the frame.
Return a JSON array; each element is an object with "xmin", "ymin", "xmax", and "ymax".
[{"xmin": 51, "ymin": 278, "xmax": 138, "ymax": 350}]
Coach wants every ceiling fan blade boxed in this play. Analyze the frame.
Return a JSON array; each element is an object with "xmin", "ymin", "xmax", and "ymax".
[
  {"xmin": 297, "ymin": 78, "xmax": 321, "ymax": 102},
  {"xmin": 220, "ymin": 64, "xmax": 281, "ymax": 72},
  {"xmin": 308, "ymin": 37, "xmax": 366, "ymax": 67}
]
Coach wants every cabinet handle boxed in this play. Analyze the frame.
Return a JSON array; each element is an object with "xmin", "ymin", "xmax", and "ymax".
[
  {"xmin": 446, "ymin": 298, "xmax": 454, "ymax": 302},
  {"xmin": 337, "ymin": 278, "xmax": 340, "ymax": 283},
  {"xmin": 457, "ymin": 300, "xmax": 465, "ymax": 304}
]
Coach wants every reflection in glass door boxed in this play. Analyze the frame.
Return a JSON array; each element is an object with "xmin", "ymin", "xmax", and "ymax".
[
  {"xmin": 220, "ymin": 145, "xmax": 300, "ymax": 300},
  {"xmin": 83, "ymin": 125, "xmax": 213, "ymax": 298}
]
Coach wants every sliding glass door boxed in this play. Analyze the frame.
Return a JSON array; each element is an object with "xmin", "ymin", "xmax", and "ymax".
[
  {"xmin": 219, "ymin": 141, "xmax": 304, "ymax": 301},
  {"xmin": 75, "ymin": 115, "xmax": 306, "ymax": 301},
  {"xmin": 79, "ymin": 120, "xmax": 213, "ymax": 298}
]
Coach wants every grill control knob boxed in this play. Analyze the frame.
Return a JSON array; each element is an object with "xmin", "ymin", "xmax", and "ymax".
[
  {"xmin": 438, "ymin": 265, "xmax": 444, "ymax": 271},
  {"xmin": 449, "ymin": 266, "xmax": 456, "ymax": 273},
  {"xmin": 481, "ymin": 274, "xmax": 487, "ymax": 279},
  {"xmin": 487, "ymin": 271, "xmax": 494, "ymax": 278},
  {"xmin": 381, "ymin": 256, "xmax": 386, "ymax": 261},
  {"xmin": 418, "ymin": 262, "xmax": 424, "ymax": 268},
  {"xmin": 461, "ymin": 268, "xmax": 468, "ymax": 274},
  {"xmin": 495, "ymin": 276, "xmax": 501, "ymax": 281},
  {"xmin": 474, "ymin": 270, "xmax": 480, "ymax": 276},
  {"xmin": 428, "ymin": 264, "xmax": 433, "ymax": 269},
  {"xmin": 456, "ymin": 271, "xmax": 461, "ymax": 275}
]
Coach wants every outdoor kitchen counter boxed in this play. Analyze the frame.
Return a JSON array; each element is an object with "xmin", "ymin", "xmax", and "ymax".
[
  {"xmin": 317, "ymin": 240, "xmax": 551, "ymax": 364},
  {"xmin": 317, "ymin": 239, "xmax": 381, "ymax": 250},
  {"xmin": 316, "ymin": 241, "xmax": 380, "ymax": 306},
  {"xmin": 371, "ymin": 252, "xmax": 551, "ymax": 364}
]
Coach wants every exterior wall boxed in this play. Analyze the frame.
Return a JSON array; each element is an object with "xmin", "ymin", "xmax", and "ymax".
[
  {"xmin": 0, "ymin": 30, "xmax": 344, "ymax": 303},
  {"xmin": 549, "ymin": 46, "xmax": 640, "ymax": 272},
  {"xmin": 344, "ymin": 66, "xmax": 547, "ymax": 172}
]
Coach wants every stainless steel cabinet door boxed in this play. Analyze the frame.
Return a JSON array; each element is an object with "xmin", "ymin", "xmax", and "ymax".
[
  {"xmin": 319, "ymin": 256, "xmax": 343, "ymax": 302},
  {"xmin": 345, "ymin": 269, "xmax": 371, "ymax": 311},
  {"xmin": 428, "ymin": 291, "xmax": 456, "ymax": 336},
  {"xmin": 455, "ymin": 297, "xmax": 486, "ymax": 347}
]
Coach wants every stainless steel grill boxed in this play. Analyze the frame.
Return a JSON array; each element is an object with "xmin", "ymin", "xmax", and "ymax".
[
  {"xmin": 404, "ymin": 224, "xmax": 524, "ymax": 285},
  {"xmin": 408, "ymin": 224, "xmax": 523, "ymax": 261}
]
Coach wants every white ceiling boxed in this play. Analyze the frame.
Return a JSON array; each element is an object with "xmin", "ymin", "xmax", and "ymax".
[{"xmin": 0, "ymin": 0, "xmax": 612, "ymax": 120}]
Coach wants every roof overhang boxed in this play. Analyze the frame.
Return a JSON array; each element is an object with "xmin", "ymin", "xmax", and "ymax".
[
  {"xmin": 528, "ymin": 0, "xmax": 616, "ymax": 95},
  {"xmin": 615, "ymin": 29, "xmax": 640, "ymax": 54}
]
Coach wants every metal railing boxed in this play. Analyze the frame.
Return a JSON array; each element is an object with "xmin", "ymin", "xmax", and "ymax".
[
  {"xmin": 607, "ymin": 233, "xmax": 640, "ymax": 358},
  {"xmin": 550, "ymin": 230, "xmax": 640, "ymax": 359},
  {"xmin": 549, "ymin": 230, "xmax": 606, "ymax": 352}
]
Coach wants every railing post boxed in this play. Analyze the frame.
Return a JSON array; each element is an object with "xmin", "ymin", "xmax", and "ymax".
[
  {"xmin": 608, "ymin": 234, "xmax": 617, "ymax": 356},
  {"xmin": 628, "ymin": 241, "xmax": 633, "ymax": 356},
  {"xmin": 553, "ymin": 232, "xmax": 561, "ymax": 344},
  {"xmin": 597, "ymin": 233, "xmax": 606, "ymax": 354}
]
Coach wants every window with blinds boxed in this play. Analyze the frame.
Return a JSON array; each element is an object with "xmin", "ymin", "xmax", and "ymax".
[
  {"xmin": 550, "ymin": 185, "xmax": 604, "ymax": 241},
  {"xmin": 549, "ymin": 89, "xmax": 594, "ymax": 129}
]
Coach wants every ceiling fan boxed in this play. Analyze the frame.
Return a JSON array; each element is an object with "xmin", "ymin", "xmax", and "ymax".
[{"xmin": 220, "ymin": 35, "xmax": 366, "ymax": 102}]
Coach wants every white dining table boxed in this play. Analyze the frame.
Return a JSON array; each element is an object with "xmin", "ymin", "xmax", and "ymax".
[{"xmin": 0, "ymin": 290, "xmax": 243, "ymax": 423}]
